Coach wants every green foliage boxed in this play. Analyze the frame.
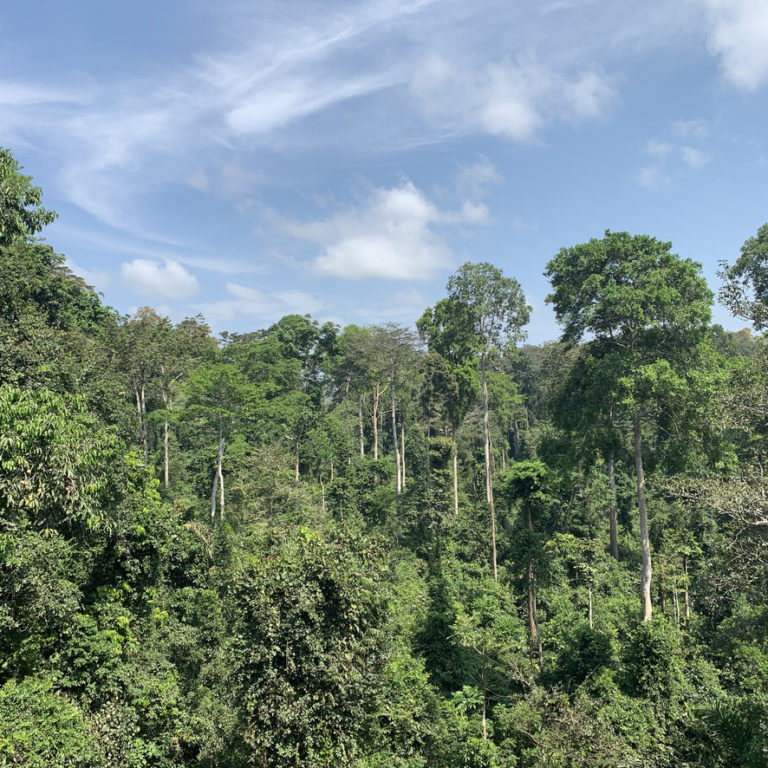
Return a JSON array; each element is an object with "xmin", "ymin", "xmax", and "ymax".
[{"xmin": 0, "ymin": 676, "xmax": 97, "ymax": 767}]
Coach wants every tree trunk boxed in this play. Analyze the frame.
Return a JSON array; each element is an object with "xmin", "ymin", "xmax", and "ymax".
[
  {"xmin": 481, "ymin": 355, "xmax": 498, "ymax": 581},
  {"xmin": 403, "ymin": 425, "xmax": 409, "ymax": 482},
  {"xmin": 588, "ymin": 584, "xmax": 593, "ymax": 629},
  {"xmin": 140, "ymin": 382, "xmax": 148, "ymax": 462},
  {"xmin": 684, "ymin": 556, "xmax": 691, "ymax": 623},
  {"xmin": 513, "ymin": 418, "xmax": 521, "ymax": 458},
  {"xmin": 391, "ymin": 375, "xmax": 401, "ymax": 495},
  {"xmin": 452, "ymin": 426, "xmax": 459, "ymax": 516},
  {"xmin": 358, "ymin": 393, "xmax": 365, "ymax": 457},
  {"xmin": 634, "ymin": 411, "xmax": 653, "ymax": 623},
  {"xmin": 372, "ymin": 382, "xmax": 380, "ymax": 460},
  {"xmin": 163, "ymin": 420, "xmax": 169, "ymax": 487},
  {"xmin": 211, "ymin": 422, "xmax": 225, "ymax": 520},
  {"xmin": 673, "ymin": 578, "xmax": 680, "ymax": 625},
  {"xmin": 527, "ymin": 507, "xmax": 543, "ymax": 670},
  {"xmin": 330, "ymin": 459, "xmax": 334, "ymax": 483},
  {"xmin": 294, "ymin": 438, "xmax": 300, "ymax": 486},
  {"xmin": 660, "ymin": 561, "xmax": 667, "ymax": 615},
  {"xmin": 608, "ymin": 452, "xmax": 619, "ymax": 560}
]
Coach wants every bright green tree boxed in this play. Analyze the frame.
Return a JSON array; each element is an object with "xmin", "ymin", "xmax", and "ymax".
[
  {"xmin": 444, "ymin": 264, "xmax": 530, "ymax": 581},
  {"xmin": 545, "ymin": 231, "xmax": 712, "ymax": 621}
]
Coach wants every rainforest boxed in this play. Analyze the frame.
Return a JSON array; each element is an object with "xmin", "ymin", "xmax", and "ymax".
[{"xmin": 1, "ymin": 146, "xmax": 767, "ymax": 767}]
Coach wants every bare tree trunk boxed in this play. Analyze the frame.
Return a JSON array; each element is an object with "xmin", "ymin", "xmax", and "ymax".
[
  {"xmin": 527, "ymin": 507, "xmax": 543, "ymax": 670},
  {"xmin": 607, "ymin": 452, "xmax": 619, "ymax": 559},
  {"xmin": 400, "ymin": 423, "xmax": 406, "ymax": 490},
  {"xmin": 588, "ymin": 584, "xmax": 593, "ymax": 629},
  {"xmin": 391, "ymin": 377, "xmax": 401, "ymax": 495},
  {"xmin": 320, "ymin": 478, "xmax": 326, "ymax": 513},
  {"xmin": 513, "ymin": 418, "xmax": 521, "ymax": 458},
  {"xmin": 482, "ymin": 356, "xmax": 498, "ymax": 581},
  {"xmin": 211, "ymin": 422, "xmax": 225, "ymax": 520},
  {"xmin": 452, "ymin": 426, "xmax": 459, "ymax": 516},
  {"xmin": 330, "ymin": 459, "xmax": 334, "ymax": 483},
  {"xmin": 673, "ymin": 578, "xmax": 680, "ymax": 625},
  {"xmin": 218, "ymin": 440, "xmax": 225, "ymax": 517},
  {"xmin": 684, "ymin": 556, "xmax": 691, "ymax": 623},
  {"xmin": 481, "ymin": 678, "xmax": 487, "ymax": 742},
  {"xmin": 634, "ymin": 412, "xmax": 653, "ymax": 623},
  {"xmin": 140, "ymin": 383, "xmax": 148, "ymax": 462},
  {"xmin": 163, "ymin": 420, "xmax": 169, "ymax": 487},
  {"xmin": 372, "ymin": 383, "xmax": 380, "ymax": 460},
  {"xmin": 294, "ymin": 438, "xmax": 300, "ymax": 486},
  {"xmin": 660, "ymin": 561, "xmax": 667, "ymax": 615},
  {"xmin": 358, "ymin": 394, "xmax": 365, "ymax": 457}
]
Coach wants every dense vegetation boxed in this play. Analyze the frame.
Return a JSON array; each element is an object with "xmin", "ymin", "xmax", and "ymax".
[{"xmin": 1, "ymin": 146, "xmax": 767, "ymax": 766}]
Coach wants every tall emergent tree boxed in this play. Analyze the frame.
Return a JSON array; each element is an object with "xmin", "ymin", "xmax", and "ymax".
[
  {"xmin": 719, "ymin": 222, "xmax": 768, "ymax": 330},
  {"xmin": 446, "ymin": 262, "xmax": 530, "ymax": 581},
  {"xmin": 545, "ymin": 231, "xmax": 712, "ymax": 621}
]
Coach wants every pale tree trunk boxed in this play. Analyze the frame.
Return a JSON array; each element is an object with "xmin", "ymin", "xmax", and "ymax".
[
  {"xmin": 588, "ymin": 585, "xmax": 593, "ymax": 629},
  {"xmin": 452, "ymin": 426, "xmax": 459, "ymax": 516},
  {"xmin": 320, "ymin": 478, "xmax": 326, "ymax": 513},
  {"xmin": 140, "ymin": 383, "xmax": 148, "ymax": 462},
  {"xmin": 481, "ymin": 355, "xmax": 498, "ymax": 581},
  {"xmin": 211, "ymin": 421, "xmax": 225, "ymax": 520},
  {"xmin": 372, "ymin": 382, "xmax": 380, "ymax": 460},
  {"xmin": 163, "ymin": 420, "xmax": 169, "ymax": 487},
  {"xmin": 527, "ymin": 507, "xmax": 543, "ymax": 671},
  {"xmin": 673, "ymin": 578, "xmax": 680, "ymax": 625},
  {"xmin": 608, "ymin": 452, "xmax": 619, "ymax": 560},
  {"xmin": 481, "ymin": 688, "xmax": 487, "ymax": 742},
  {"xmin": 294, "ymin": 438, "xmax": 300, "ymax": 486},
  {"xmin": 218, "ymin": 439, "xmax": 225, "ymax": 517},
  {"xmin": 400, "ymin": 424, "xmax": 406, "ymax": 490},
  {"xmin": 330, "ymin": 459, "xmax": 334, "ymax": 483},
  {"xmin": 358, "ymin": 394, "xmax": 365, "ymax": 457},
  {"xmin": 634, "ymin": 411, "xmax": 653, "ymax": 622},
  {"xmin": 390, "ymin": 376, "xmax": 401, "ymax": 495},
  {"xmin": 684, "ymin": 556, "xmax": 691, "ymax": 623}
]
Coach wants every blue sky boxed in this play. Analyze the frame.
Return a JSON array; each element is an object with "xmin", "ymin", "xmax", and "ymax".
[{"xmin": 2, "ymin": 0, "xmax": 768, "ymax": 342}]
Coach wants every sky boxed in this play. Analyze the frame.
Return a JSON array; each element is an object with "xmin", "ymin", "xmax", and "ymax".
[{"xmin": 2, "ymin": 0, "xmax": 768, "ymax": 343}]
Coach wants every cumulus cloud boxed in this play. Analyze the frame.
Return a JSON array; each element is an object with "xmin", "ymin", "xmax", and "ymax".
[
  {"xmin": 120, "ymin": 259, "xmax": 200, "ymax": 299},
  {"xmin": 281, "ymin": 177, "xmax": 496, "ymax": 281},
  {"xmin": 672, "ymin": 119, "xmax": 710, "ymax": 139},
  {"xmin": 634, "ymin": 165, "xmax": 669, "ymax": 189},
  {"xmin": 680, "ymin": 145, "xmax": 711, "ymax": 168},
  {"xmin": 699, "ymin": 0, "xmax": 768, "ymax": 90}
]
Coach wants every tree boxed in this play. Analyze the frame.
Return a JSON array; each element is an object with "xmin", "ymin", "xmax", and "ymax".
[
  {"xmin": 719, "ymin": 222, "xmax": 768, "ymax": 330},
  {"xmin": 545, "ymin": 231, "xmax": 712, "ymax": 621},
  {"xmin": 0, "ymin": 147, "xmax": 57, "ymax": 246},
  {"xmin": 446, "ymin": 263, "xmax": 531, "ymax": 581}
]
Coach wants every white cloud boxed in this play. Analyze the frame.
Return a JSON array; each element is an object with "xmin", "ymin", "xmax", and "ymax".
[
  {"xmin": 672, "ymin": 119, "xmax": 709, "ymax": 139},
  {"xmin": 120, "ymin": 259, "xmax": 200, "ymax": 299},
  {"xmin": 455, "ymin": 156, "xmax": 503, "ymax": 200},
  {"xmin": 634, "ymin": 165, "xmax": 669, "ymax": 188},
  {"xmin": 412, "ymin": 54, "xmax": 615, "ymax": 142},
  {"xmin": 699, "ymin": 0, "xmax": 768, "ymax": 90},
  {"xmin": 195, "ymin": 282, "xmax": 324, "ymax": 327},
  {"xmin": 680, "ymin": 145, "xmax": 712, "ymax": 168},
  {"xmin": 282, "ymin": 178, "xmax": 495, "ymax": 280},
  {"xmin": 646, "ymin": 139, "xmax": 673, "ymax": 157}
]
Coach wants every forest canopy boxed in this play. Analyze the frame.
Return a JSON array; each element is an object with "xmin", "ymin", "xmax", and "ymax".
[{"xmin": 1, "ymin": 147, "xmax": 767, "ymax": 767}]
